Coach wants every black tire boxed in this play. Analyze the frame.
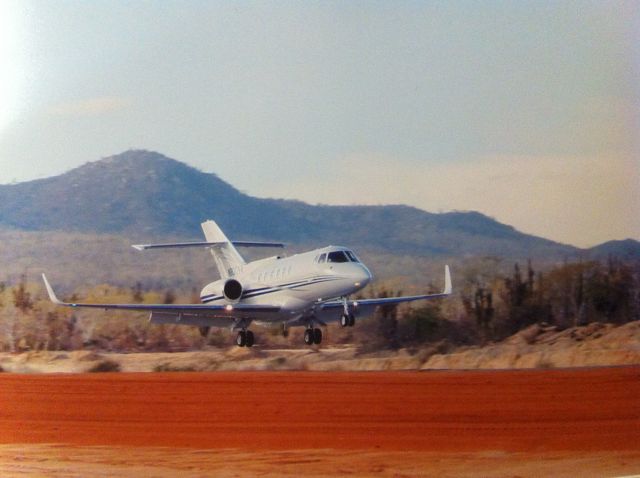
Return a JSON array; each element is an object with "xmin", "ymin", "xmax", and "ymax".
[
  {"xmin": 245, "ymin": 330, "xmax": 255, "ymax": 347},
  {"xmin": 340, "ymin": 314, "xmax": 349, "ymax": 327},
  {"xmin": 313, "ymin": 328, "xmax": 322, "ymax": 345},
  {"xmin": 304, "ymin": 329, "xmax": 313, "ymax": 345},
  {"xmin": 348, "ymin": 314, "xmax": 356, "ymax": 327},
  {"xmin": 236, "ymin": 330, "xmax": 246, "ymax": 347}
]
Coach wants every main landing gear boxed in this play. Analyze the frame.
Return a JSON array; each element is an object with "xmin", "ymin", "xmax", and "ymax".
[
  {"xmin": 304, "ymin": 327, "xmax": 322, "ymax": 345},
  {"xmin": 235, "ymin": 330, "xmax": 255, "ymax": 347},
  {"xmin": 340, "ymin": 313, "xmax": 356, "ymax": 327}
]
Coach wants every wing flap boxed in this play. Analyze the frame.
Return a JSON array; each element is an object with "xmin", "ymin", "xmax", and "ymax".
[{"xmin": 149, "ymin": 312, "xmax": 236, "ymax": 328}]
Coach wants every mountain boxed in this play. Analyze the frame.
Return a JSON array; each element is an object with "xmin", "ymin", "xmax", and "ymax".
[
  {"xmin": 0, "ymin": 150, "xmax": 633, "ymax": 260},
  {"xmin": 586, "ymin": 239, "xmax": 640, "ymax": 261}
]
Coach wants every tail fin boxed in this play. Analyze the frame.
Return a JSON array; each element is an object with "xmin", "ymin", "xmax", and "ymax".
[{"xmin": 201, "ymin": 220, "xmax": 246, "ymax": 278}]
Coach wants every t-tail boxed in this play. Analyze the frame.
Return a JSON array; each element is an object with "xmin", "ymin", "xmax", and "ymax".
[
  {"xmin": 131, "ymin": 220, "xmax": 284, "ymax": 280},
  {"xmin": 200, "ymin": 220, "xmax": 245, "ymax": 278}
]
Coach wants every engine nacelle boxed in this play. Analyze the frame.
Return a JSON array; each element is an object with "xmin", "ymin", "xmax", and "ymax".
[{"xmin": 223, "ymin": 279, "xmax": 243, "ymax": 302}]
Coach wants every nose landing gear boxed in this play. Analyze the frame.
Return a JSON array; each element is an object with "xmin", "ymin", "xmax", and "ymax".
[
  {"xmin": 340, "ymin": 313, "xmax": 355, "ymax": 327},
  {"xmin": 340, "ymin": 297, "xmax": 356, "ymax": 327}
]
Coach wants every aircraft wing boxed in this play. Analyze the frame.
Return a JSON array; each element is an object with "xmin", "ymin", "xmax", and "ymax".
[
  {"xmin": 320, "ymin": 265, "xmax": 451, "ymax": 317},
  {"xmin": 41, "ymin": 274, "xmax": 280, "ymax": 318}
]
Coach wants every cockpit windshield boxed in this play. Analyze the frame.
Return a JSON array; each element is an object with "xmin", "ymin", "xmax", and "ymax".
[
  {"xmin": 316, "ymin": 250, "xmax": 361, "ymax": 264},
  {"xmin": 322, "ymin": 250, "xmax": 360, "ymax": 263},
  {"xmin": 327, "ymin": 251, "xmax": 349, "ymax": 263},
  {"xmin": 345, "ymin": 250, "xmax": 360, "ymax": 262}
]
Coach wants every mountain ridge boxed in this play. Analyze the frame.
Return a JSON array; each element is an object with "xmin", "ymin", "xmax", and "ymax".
[{"xmin": 0, "ymin": 150, "xmax": 635, "ymax": 260}]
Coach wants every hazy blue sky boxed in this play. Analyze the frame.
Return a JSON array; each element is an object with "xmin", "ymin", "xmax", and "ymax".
[{"xmin": 1, "ymin": 1, "xmax": 638, "ymax": 247}]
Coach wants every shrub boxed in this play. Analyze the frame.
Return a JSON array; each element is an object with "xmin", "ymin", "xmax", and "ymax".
[
  {"xmin": 88, "ymin": 359, "xmax": 121, "ymax": 372},
  {"xmin": 535, "ymin": 358, "xmax": 554, "ymax": 369},
  {"xmin": 152, "ymin": 362, "xmax": 197, "ymax": 372}
]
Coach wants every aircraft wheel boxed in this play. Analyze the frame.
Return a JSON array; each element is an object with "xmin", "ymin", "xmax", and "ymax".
[
  {"xmin": 245, "ymin": 330, "xmax": 255, "ymax": 347},
  {"xmin": 340, "ymin": 314, "xmax": 349, "ymax": 327},
  {"xmin": 198, "ymin": 326, "xmax": 210, "ymax": 338},
  {"xmin": 313, "ymin": 328, "xmax": 322, "ymax": 345},
  {"xmin": 236, "ymin": 330, "xmax": 246, "ymax": 347},
  {"xmin": 348, "ymin": 314, "xmax": 356, "ymax": 327},
  {"xmin": 304, "ymin": 329, "xmax": 314, "ymax": 345}
]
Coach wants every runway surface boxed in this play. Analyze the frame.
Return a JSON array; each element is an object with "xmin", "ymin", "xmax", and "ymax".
[{"xmin": 1, "ymin": 367, "xmax": 638, "ymax": 452}]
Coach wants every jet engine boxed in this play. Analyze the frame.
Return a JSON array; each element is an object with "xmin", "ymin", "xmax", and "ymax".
[{"xmin": 223, "ymin": 279, "xmax": 243, "ymax": 302}]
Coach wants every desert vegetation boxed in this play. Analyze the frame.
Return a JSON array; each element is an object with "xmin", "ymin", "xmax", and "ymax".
[{"xmin": 0, "ymin": 257, "xmax": 637, "ymax": 355}]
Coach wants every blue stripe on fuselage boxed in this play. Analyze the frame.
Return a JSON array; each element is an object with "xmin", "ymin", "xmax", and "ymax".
[{"xmin": 200, "ymin": 275, "xmax": 343, "ymax": 304}]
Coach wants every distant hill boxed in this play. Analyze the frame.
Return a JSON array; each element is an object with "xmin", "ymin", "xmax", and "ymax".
[
  {"xmin": 586, "ymin": 239, "xmax": 640, "ymax": 261},
  {"xmin": 0, "ymin": 150, "xmax": 635, "ymax": 261}
]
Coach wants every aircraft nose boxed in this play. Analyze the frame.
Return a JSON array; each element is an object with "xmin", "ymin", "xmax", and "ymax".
[{"xmin": 353, "ymin": 264, "xmax": 372, "ymax": 288}]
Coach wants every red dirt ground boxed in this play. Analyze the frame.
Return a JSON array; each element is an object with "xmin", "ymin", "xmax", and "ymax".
[{"xmin": 0, "ymin": 367, "xmax": 638, "ymax": 453}]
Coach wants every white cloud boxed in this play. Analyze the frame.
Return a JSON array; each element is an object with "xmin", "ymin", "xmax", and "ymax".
[
  {"xmin": 260, "ymin": 153, "xmax": 640, "ymax": 248},
  {"xmin": 48, "ymin": 97, "xmax": 130, "ymax": 117}
]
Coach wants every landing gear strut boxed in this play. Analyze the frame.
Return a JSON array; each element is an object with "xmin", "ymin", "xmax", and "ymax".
[
  {"xmin": 236, "ymin": 330, "xmax": 255, "ymax": 347},
  {"xmin": 304, "ymin": 327, "xmax": 322, "ymax": 345},
  {"xmin": 341, "ymin": 297, "xmax": 356, "ymax": 327}
]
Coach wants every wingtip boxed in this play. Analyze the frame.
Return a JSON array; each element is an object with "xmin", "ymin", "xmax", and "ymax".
[
  {"xmin": 41, "ymin": 273, "xmax": 63, "ymax": 305},
  {"xmin": 443, "ymin": 265, "xmax": 452, "ymax": 295},
  {"xmin": 131, "ymin": 244, "xmax": 145, "ymax": 251}
]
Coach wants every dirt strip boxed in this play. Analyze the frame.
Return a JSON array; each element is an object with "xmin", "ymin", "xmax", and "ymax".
[{"xmin": 0, "ymin": 367, "xmax": 638, "ymax": 453}]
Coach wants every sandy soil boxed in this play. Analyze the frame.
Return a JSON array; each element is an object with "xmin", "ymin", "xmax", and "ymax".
[
  {"xmin": 424, "ymin": 321, "xmax": 640, "ymax": 370},
  {"xmin": 2, "ymin": 321, "xmax": 638, "ymax": 374},
  {"xmin": 1, "ymin": 445, "xmax": 639, "ymax": 478},
  {"xmin": 0, "ymin": 368, "xmax": 639, "ymax": 476}
]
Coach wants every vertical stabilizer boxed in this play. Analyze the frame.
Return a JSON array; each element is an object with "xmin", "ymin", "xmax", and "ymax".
[{"xmin": 201, "ymin": 220, "xmax": 246, "ymax": 279}]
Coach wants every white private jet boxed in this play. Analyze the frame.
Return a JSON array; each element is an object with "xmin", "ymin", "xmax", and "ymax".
[{"xmin": 42, "ymin": 220, "xmax": 451, "ymax": 347}]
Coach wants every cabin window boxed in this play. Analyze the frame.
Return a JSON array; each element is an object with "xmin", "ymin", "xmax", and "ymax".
[
  {"xmin": 327, "ymin": 251, "xmax": 349, "ymax": 263},
  {"xmin": 318, "ymin": 253, "xmax": 327, "ymax": 263}
]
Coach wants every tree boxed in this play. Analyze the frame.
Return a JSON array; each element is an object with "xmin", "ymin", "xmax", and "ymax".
[
  {"xmin": 131, "ymin": 282, "xmax": 144, "ymax": 303},
  {"xmin": 12, "ymin": 275, "xmax": 33, "ymax": 313},
  {"xmin": 375, "ymin": 288, "xmax": 400, "ymax": 349},
  {"xmin": 400, "ymin": 304, "xmax": 442, "ymax": 344},
  {"xmin": 163, "ymin": 289, "xmax": 176, "ymax": 304}
]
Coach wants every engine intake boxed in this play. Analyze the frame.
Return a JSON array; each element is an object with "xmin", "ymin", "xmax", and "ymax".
[{"xmin": 223, "ymin": 279, "xmax": 243, "ymax": 302}]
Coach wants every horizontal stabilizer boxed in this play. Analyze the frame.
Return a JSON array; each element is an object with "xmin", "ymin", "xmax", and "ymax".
[{"xmin": 132, "ymin": 241, "xmax": 284, "ymax": 251}]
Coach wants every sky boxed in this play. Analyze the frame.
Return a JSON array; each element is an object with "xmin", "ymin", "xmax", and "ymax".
[{"xmin": 0, "ymin": 0, "xmax": 638, "ymax": 248}]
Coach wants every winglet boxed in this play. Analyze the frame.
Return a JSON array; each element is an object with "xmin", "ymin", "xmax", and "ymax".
[
  {"xmin": 42, "ymin": 273, "xmax": 64, "ymax": 305},
  {"xmin": 443, "ymin": 265, "xmax": 452, "ymax": 295}
]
